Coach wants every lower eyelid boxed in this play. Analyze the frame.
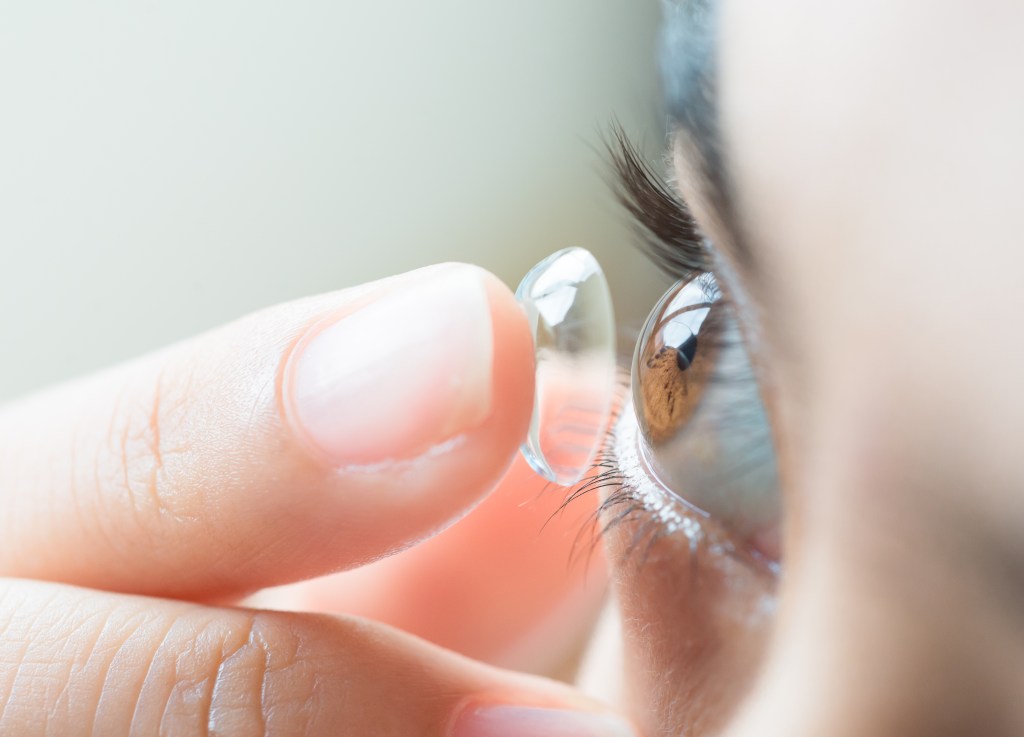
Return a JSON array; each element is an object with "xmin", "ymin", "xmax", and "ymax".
[
  {"xmin": 615, "ymin": 411, "xmax": 693, "ymax": 525},
  {"xmin": 606, "ymin": 406, "xmax": 718, "ymax": 550},
  {"xmin": 588, "ymin": 403, "xmax": 779, "ymax": 576}
]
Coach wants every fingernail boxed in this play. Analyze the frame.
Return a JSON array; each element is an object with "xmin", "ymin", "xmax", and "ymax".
[
  {"xmin": 451, "ymin": 704, "xmax": 638, "ymax": 737},
  {"xmin": 287, "ymin": 267, "xmax": 494, "ymax": 465}
]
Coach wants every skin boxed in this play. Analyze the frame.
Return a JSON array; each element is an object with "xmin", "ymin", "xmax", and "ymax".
[
  {"xmin": 604, "ymin": 1, "xmax": 1024, "ymax": 735},
  {"xmin": 0, "ymin": 265, "xmax": 625, "ymax": 735},
  {"xmin": 3, "ymin": 2, "xmax": 1023, "ymax": 735}
]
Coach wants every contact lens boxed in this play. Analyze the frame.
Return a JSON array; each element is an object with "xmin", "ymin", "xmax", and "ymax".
[{"xmin": 516, "ymin": 248, "xmax": 616, "ymax": 485}]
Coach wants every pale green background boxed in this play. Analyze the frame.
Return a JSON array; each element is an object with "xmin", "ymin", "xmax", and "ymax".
[{"xmin": 0, "ymin": 2, "xmax": 670, "ymax": 401}]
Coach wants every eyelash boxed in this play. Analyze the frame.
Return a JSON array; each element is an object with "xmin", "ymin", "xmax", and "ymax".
[
  {"xmin": 553, "ymin": 128, "xmax": 740, "ymax": 568},
  {"xmin": 606, "ymin": 123, "xmax": 711, "ymax": 280},
  {"xmin": 562, "ymin": 390, "xmax": 746, "ymax": 572}
]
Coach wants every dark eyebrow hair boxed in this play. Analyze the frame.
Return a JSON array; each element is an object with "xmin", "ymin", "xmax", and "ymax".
[{"xmin": 659, "ymin": 0, "xmax": 752, "ymax": 268}]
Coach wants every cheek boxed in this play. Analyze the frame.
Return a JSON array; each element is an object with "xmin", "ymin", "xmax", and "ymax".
[
  {"xmin": 719, "ymin": 0, "xmax": 1024, "ymax": 591},
  {"xmin": 708, "ymin": 3, "xmax": 1024, "ymax": 733},
  {"xmin": 603, "ymin": 509, "xmax": 776, "ymax": 736}
]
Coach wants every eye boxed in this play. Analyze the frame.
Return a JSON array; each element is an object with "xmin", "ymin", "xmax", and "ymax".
[{"xmin": 630, "ymin": 272, "xmax": 780, "ymax": 554}]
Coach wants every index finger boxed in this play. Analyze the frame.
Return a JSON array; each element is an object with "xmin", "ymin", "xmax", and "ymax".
[{"xmin": 0, "ymin": 264, "xmax": 534, "ymax": 601}]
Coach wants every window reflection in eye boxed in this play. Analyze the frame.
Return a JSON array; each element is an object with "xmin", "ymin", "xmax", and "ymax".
[{"xmin": 629, "ymin": 271, "xmax": 780, "ymax": 558}]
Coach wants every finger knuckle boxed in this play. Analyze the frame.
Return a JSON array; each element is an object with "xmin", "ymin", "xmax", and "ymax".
[
  {"xmin": 126, "ymin": 610, "xmax": 334, "ymax": 737},
  {"xmin": 0, "ymin": 586, "xmax": 334, "ymax": 737},
  {"xmin": 205, "ymin": 612, "xmax": 323, "ymax": 737}
]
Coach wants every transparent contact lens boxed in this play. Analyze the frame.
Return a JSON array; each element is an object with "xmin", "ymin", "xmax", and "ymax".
[{"xmin": 516, "ymin": 248, "xmax": 616, "ymax": 485}]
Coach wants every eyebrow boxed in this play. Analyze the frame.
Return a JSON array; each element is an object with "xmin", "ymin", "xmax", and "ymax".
[
  {"xmin": 661, "ymin": 0, "xmax": 720, "ymax": 172},
  {"xmin": 660, "ymin": 0, "xmax": 752, "ymax": 268}
]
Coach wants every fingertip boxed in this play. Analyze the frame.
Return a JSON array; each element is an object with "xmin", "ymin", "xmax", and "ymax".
[
  {"xmin": 272, "ymin": 264, "xmax": 537, "ymax": 576},
  {"xmin": 476, "ymin": 265, "xmax": 536, "ymax": 459},
  {"xmin": 283, "ymin": 265, "xmax": 498, "ymax": 467},
  {"xmin": 0, "ymin": 260, "xmax": 540, "ymax": 600},
  {"xmin": 280, "ymin": 263, "xmax": 534, "ymax": 471}
]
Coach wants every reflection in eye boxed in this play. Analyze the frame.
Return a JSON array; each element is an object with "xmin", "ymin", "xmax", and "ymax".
[{"xmin": 631, "ymin": 272, "xmax": 780, "ymax": 554}]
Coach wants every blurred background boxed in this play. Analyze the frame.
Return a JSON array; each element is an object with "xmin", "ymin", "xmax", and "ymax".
[
  {"xmin": 0, "ymin": 2, "xmax": 674, "ymax": 682},
  {"xmin": 0, "ymin": 1, "xmax": 669, "ymax": 401}
]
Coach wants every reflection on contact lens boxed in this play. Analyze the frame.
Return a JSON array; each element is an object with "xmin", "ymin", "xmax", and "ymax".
[{"xmin": 516, "ymin": 248, "xmax": 616, "ymax": 485}]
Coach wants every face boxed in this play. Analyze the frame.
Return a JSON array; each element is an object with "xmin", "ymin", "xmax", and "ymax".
[{"xmin": 598, "ymin": 2, "xmax": 1024, "ymax": 735}]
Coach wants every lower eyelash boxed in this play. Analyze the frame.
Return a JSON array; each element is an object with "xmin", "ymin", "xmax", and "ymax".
[
  {"xmin": 603, "ymin": 407, "xmax": 736, "ymax": 570},
  {"xmin": 556, "ymin": 402, "xmax": 717, "ymax": 568},
  {"xmin": 608, "ymin": 409, "xmax": 710, "ymax": 549},
  {"xmin": 560, "ymin": 398, "xmax": 777, "ymax": 577}
]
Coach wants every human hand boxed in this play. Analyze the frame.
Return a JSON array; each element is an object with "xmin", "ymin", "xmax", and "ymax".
[{"xmin": 0, "ymin": 264, "xmax": 633, "ymax": 736}]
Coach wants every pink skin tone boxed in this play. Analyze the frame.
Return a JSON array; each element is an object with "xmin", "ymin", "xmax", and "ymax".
[{"xmin": 0, "ymin": 264, "xmax": 635, "ymax": 736}]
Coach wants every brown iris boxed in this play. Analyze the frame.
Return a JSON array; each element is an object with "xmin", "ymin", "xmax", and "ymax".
[{"xmin": 632, "ymin": 274, "xmax": 723, "ymax": 444}]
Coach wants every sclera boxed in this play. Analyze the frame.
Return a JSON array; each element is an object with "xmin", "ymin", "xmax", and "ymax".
[{"xmin": 515, "ymin": 248, "xmax": 616, "ymax": 485}]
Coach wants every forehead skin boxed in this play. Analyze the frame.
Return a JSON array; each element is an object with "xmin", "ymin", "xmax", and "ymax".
[{"xmin": 686, "ymin": 0, "xmax": 1024, "ymax": 734}]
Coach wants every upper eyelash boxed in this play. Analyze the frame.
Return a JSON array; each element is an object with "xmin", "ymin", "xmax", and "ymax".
[
  {"xmin": 549, "ymin": 127, "xmax": 769, "ymax": 571},
  {"xmin": 558, "ymin": 125, "xmax": 712, "ymax": 559},
  {"xmin": 606, "ymin": 124, "xmax": 712, "ymax": 279}
]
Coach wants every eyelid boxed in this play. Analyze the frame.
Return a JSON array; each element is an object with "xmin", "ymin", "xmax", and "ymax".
[
  {"xmin": 575, "ymin": 399, "xmax": 779, "ymax": 575},
  {"xmin": 602, "ymin": 127, "xmax": 780, "ymax": 563}
]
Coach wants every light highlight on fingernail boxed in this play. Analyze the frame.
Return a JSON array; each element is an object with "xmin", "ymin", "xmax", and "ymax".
[
  {"xmin": 286, "ymin": 268, "xmax": 494, "ymax": 466},
  {"xmin": 451, "ymin": 704, "xmax": 638, "ymax": 737}
]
